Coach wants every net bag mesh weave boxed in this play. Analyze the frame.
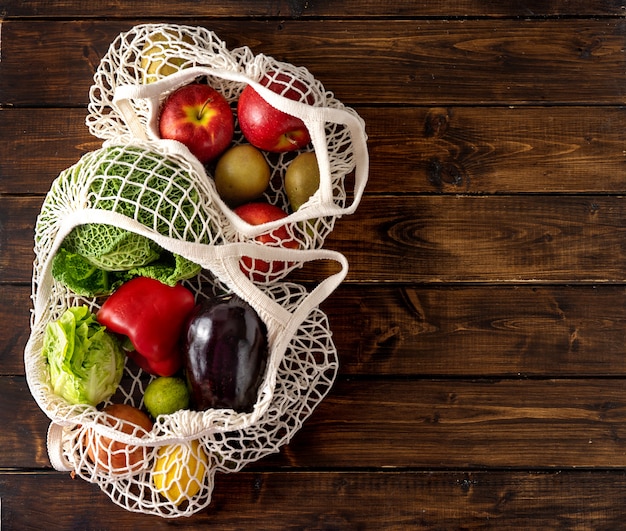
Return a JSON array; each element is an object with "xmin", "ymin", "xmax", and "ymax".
[
  {"xmin": 24, "ymin": 23, "xmax": 367, "ymax": 518},
  {"xmin": 26, "ymin": 142, "xmax": 348, "ymax": 517},
  {"xmin": 86, "ymin": 23, "xmax": 368, "ymax": 250}
]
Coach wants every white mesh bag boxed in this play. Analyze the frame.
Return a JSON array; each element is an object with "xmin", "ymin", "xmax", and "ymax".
[
  {"xmin": 86, "ymin": 23, "xmax": 369, "ymax": 250},
  {"xmin": 24, "ymin": 23, "xmax": 367, "ymax": 518},
  {"xmin": 25, "ymin": 142, "xmax": 349, "ymax": 517}
]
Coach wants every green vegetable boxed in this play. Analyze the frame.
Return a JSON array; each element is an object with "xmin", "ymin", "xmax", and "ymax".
[
  {"xmin": 88, "ymin": 146, "xmax": 206, "ymax": 240},
  {"xmin": 43, "ymin": 306, "xmax": 124, "ymax": 406},
  {"xmin": 63, "ymin": 224, "xmax": 161, "ymax": 271},
  {"xmin": 48, "ymin": 145, "xmax": 210, "ymax": 296},
  {"xmin": 126, "ymin": 251, "xmax": 201, "ymax": 286},
  {"xmin": 51, "ymin": 240, "xmax": 201, "ymax": 297},
  {"xmin": 51, "ymin": 247, "xmax": 114, "ymax": 297}
]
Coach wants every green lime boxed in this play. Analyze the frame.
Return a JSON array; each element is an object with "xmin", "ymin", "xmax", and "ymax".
[{"xmin": 143, "ymin": 377, "xmax": 190, "ymax": 418}]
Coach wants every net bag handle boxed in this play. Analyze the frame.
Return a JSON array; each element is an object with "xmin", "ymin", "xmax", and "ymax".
[
  {"xmin": 47, "ymin": 423, "xmax": 73, "ymax": 472},
  {"xmin": 112, "ymin": 66, "xmax": 369, "ymax": 227}
]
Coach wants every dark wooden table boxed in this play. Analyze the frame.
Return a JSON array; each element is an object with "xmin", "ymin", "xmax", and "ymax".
[{"xmin": 2, "ymin": 2, "xmax": 626, "ymax": 528}]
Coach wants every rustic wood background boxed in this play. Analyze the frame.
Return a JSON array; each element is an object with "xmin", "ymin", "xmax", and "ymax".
[{"xmin": 2, "ymin": 2, "xmax": 626, "ymax": 528}]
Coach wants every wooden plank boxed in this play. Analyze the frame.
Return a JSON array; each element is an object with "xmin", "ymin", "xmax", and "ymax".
[
  {"xmin": 7, "ymin": 284, "xmax": 626, "ymax": 378},
  {"xmin": 6, "ymin": 194, "xmax": 626, "ymax": 283},
  {"xmin": 272, "ymin": 378, "xmax": 626, "ymax": 469},
  {"xmin": 2, "ymin": 470, "xmax": 626, "ymax": 529},
  {"xmin": 324, "ymin": 284, "xmax": 626, "ymax": 377},
  {"xmin": 0, "ymin": 377, "xmax": 51, "ymax": 468},
  {"xmin": 1, "ymin": 19, "xmax": 625, "ymax": 106},
  {"xmin": 3, "ymin": 1, "xmax": 625, "ymax": 18},
  {"xmin": 7, "ymin": 376, "xmax": 626, "ymax": 470},
  {"xmin": 0, "ymin": 196, "xmax": 39, "ymax": 284},
  {"xmin": 0, "ymin": 285, "xmax": 31, "ymax": 375},
  {"xmin": 4, "ymin": 106, "xmax": 626, "ymax": 195},
  {"xmin": 0, "ymin": 108, "xmax": 101, "ymax": 195},
  {"xmin": 362, "ymin": 106, "xmax": 626, "ymax": 194},
  {"xmin": 324, "ymin": 194, "xmax": 626, "ymax": 283}
]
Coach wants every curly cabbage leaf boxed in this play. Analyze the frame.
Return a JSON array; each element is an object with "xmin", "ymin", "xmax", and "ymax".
[
  {"xmin": 63, "ymin": 224, "xmax": 161, "ymax": 271},
  {"xmin": 51, "ymin": 240, "xmax": 201, "ymax": 297},
  {"xmin": 49, "ymin": 145, "xmax": 215, "ymax": 296},
  {"xmin": 43, "ymin": 306, "xmax": 124, "ymax": 406},
  {"xmin": 88, "ymin": 146, "xmax": 206, "ymax": 241},
  {"xmin": 51, "ymin": 248, "xmax": 115, "ymax": 297},
  {"xmin": 126, "ymin": 253, "xmax": 201, "ymax": 287}
]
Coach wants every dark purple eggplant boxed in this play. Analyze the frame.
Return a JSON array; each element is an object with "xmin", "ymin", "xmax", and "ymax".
[{"xmin": 182, "ymin": 294, "xmax": 268, "ymax": 413}]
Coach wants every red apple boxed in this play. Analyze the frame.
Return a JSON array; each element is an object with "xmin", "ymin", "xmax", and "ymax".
[
  {"xmin": 234, "ymin": 202, "xmax": 300, "ymax": 282},
  {"xmin": 237, "ymin": 72, "xmax": 313, "ymax": 153},
  {"xmin": 159, "ymin": 83, "xmax": 234, "ymax": 164}
]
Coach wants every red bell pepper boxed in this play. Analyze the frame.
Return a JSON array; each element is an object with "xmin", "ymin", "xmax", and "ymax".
[{"xmin": 97, "ymin": 276, "xmax": 196, "ymax": 377}]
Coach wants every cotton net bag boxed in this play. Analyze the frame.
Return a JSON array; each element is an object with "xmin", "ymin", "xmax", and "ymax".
[
  {"xmin": 86, "ymin": 23, "xmax": 369, "ymax": 250},
  {"xmin": 24, "ymin": 140, "xmax": 350, "ymax": 517}
]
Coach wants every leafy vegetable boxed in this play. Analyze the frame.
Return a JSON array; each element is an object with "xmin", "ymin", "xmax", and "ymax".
[
  {"xmin": 51, "ymin": 247, "xmax": 114, "ymax": 297},
  {"xmin": 49, "ymin": 145, "xmax": 211, "ymax": 296},
  {"xmin": 43, "ymin": 306, "xmax": 124, "ymax": 406},
  {"xmin": 126, "ymin": 252, "xmax": 201, "ymax": 286},
  {"xmin": 88, "ymin": 146, "xmax": 206, "ymax": 240},
  {"xmin": 63, "ymin": 224, "xmax": 161, "ymax": 271},
  {"xmin": 51, "ymin": 240, "xmax": 201, "ymax": 297}
]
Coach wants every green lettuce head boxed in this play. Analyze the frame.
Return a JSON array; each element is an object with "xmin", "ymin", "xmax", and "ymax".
[{"xmin": 43, "ymin": 306, "xmax": 124, "ymax": 406}]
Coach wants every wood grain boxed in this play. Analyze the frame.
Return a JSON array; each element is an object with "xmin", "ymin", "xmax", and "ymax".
[
  {"xmin": 363, "ymin": 106, "xmax": 626, "ymax": 194},
  {"xmin": 283, "ymin": 378, "xmax": 626, "ymax": 469},
  {"xmin": 0, "ymin": 286, "xmax": 31, "ymax": 375},
  {"xmin": 324, "ymin": 284, "xmax": 626, "ymax": 377},
  {"xmin": 1, "ymin": 19, "xmax": 625, "ymax": 106},
  {"xmin": 0, "ymin": 108, "xmax": 100, "ymax": 195},
  {"xmin": 2, "ymin": 470, "xmax": 626, "ymax": 529},
  {"xmin": 6, "ymin": 376, "xmax": 626, "ymax": 470},
  {"xmin": 4, "ymin": 1, "xmax": 625, "ymax": 18},
  {"xmin": 325, "ymin": 195, "xmax": 626, "ymax": 283},
  {"xmin": 0, "ymin": 196, "xmax": 39, "ymax": 283},
  {"xmin": 4, "ymin": 106, "xmax": 626, "ymax": 195}
]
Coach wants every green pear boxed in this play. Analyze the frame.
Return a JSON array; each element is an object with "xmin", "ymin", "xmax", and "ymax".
[
  {"xmin": 284, "ymin": 151, "xmax": 320, "ymax": 211},
  {"xmin": 140, "ymin": 30, "xmax": 195, "ymax": 84}
]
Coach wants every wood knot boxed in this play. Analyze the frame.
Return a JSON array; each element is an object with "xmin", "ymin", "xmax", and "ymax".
[
  {"xmin": 427, "ymin": 157, "xmax": 467, "ymax": 189},
  {"xmin": 286, "ymin": 0, "xmax": 309, "ymax": 17},
  {"xmin": 424, "ymin": 107, "xmax": 451, "ymax": 138},
  {"xmin": 457, "ymin": 477, "xmax": 478, "ymax": 493},
  {"xmin": 578, "ymin": 37, "xmax": 603, "ymax": 59}
]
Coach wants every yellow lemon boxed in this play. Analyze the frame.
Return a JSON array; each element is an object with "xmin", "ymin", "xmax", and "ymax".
[{"xmin": 152, "ymin": 440, "xmax": 209, "ymax": 505}]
